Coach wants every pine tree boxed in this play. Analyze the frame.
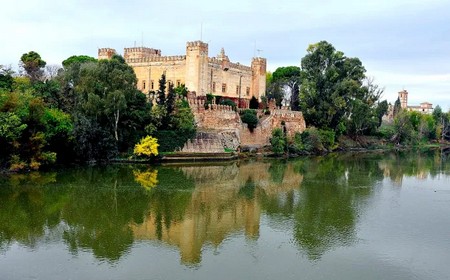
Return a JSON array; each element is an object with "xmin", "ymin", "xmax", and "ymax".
[
  {"xmin": 157, "ymin": 74, "xmax": 166, "ymax": 106},
  {"xmin": 393, "ymin": 97, "xmax": 401, "ymax": 117}
]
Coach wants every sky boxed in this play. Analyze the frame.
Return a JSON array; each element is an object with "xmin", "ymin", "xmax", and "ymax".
[{"xmin": 1, "ymin": 0, "xmax": 449, "ymax": 109}]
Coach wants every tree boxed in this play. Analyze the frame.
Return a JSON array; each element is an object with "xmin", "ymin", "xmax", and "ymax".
[
  {"xmin": 270, "ymin": 128, "xmax": 286, "ymax": 155},
  {"xmin": 393, "ymin": 97, "xmax": 401, "ymax": 117},
  {"xmin": 134, "ymin": 136, "xmax": 159, "ymax": 157},
  {"xmin": 272, "ymin": 66, "xmax": 301, "ymax": 110},
  {"xmin": 72, "ymin": 54, "xmax": 150, "ymax": 160},
  {"xmin": 62, "ymin": 55, "xmax": 97, "ymax": 68},
  {"xmin": 174, "ymin": 84, "xmax": 188, "ymax": 97},
  {"xmin": 249, "ymin": 96, "xmax": 259, "ymax": 109},
  {"xmin": 432, "ymin": 105, "xmax": 450, "ymax": 141},
  {"xmin": 157, "ymin": 74, "xmax": 166, "ymax": 106},
  {"xmin": 164, "ymin": 82, "xmax": 176, "ymax": 127},
  {"xmin": 0, "ymin": 65, "xmax": 14, "ymax": 91},
  {"xmin": 375, "ymin": 100, "xmax": 389, "ymax": 127},
  {"xmin": 20, "ymin": 51, "xmax": 46, "ymax": 82},
  {"xmin": 299, "ymin": 41, "xmax": 384, "ymax": 136}
]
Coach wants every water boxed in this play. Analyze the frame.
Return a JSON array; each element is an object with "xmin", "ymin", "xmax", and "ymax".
[{"xmin": 1, "ymin": 149, "xmax": 450, "ymax": 280}]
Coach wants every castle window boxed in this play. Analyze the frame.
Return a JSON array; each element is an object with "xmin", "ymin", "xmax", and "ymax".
[
  {"xmin": 212, "ymin": 82, "xmax": 216, "ymax": 93},
  {"xmin": 246, "ymin": 87, "xmax": 250, "ymax": 96},
  {"xmin": 236, "ymin": 85, "xmax": 240, "ymax": 95},
  {"xmin": 176, "ymin": 80, "xmax": 181, "ymax": 87},
  {"xmin": 143, "ymin": 80, "xmax": 146, "ymax": 90},
  {"xmin": 222, "ymin": 83, "xmax": 227, "ymax": 93},
  {"xmin": 151, "ymin": 80, "xmax": 154, "ymax": 90}
]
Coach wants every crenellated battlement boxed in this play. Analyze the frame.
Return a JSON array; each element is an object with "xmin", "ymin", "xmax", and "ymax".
[
  {"xmin": 186, "ymin": 40, "xmax": 208, "ymax": 48},
  {"xmin": 98, "ymin": 48, "xmax": 117, "ymax": 60},
  {"xmin": 124, "ymin": 47, "xmax": 162, "ymax": 60},
  {"xmin": 208, "ymin": 58, "xmax": 252, "ymax": 72},
  {"xmin": 252, "ymin": 57, "xmax": 267, "ymax": 64},
  {"xmin": 126, "ymin": 55, "xmax": 186, "ymax": 64}
]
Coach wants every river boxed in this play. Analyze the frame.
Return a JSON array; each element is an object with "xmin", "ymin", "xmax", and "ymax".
[{"xmin": 1, "ymin": 149, "xmax": 450, "ymax": 279}]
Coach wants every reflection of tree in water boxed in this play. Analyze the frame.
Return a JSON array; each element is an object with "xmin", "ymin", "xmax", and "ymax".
[
  {"xmin": 239, "ymin": 178, "xmax": 258, "ymax": 200},
  {"xmin": 0, "ymin": 165, "xmax": 196, "ymax": 262},
  {"xmin": 2, "ymin": 150, "xmax": 448, "ymax": 264},
  {"xmin": 268, "ymin": 160, "xmax": 287, "ymax": 184},
  {"xmin": 144, "ymin": 167, "xmax": 195, "ymax": 240},
  {"xmin": 0, "ymin": 172, "xmax": 59, "ymax": 252},
  {"xmin": 261, "ymin": 154, "xmax": 384, "ymax": 261},
  {"xmin": 57, "ymin": 166, "xmax": 153, "ymax": 262},
  {"xmin": 378, "ymin": 149, "xmax": 448, "ymax": 183},
  {"xmin": 133, "ymin": 169, "xmax": 158, "ymax": 189}
]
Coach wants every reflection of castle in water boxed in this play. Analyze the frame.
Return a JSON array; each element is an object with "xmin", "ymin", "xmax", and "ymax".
[{"xmin": 131, "ymin": 162, "xmax": 303, "ymax": 264}]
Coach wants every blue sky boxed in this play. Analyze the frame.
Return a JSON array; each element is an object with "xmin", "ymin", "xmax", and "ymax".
[{"xmin": 2, "ymin": 0, "xmax": 449, "ymax": 109}]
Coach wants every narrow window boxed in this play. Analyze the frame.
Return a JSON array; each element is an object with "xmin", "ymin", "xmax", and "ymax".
[
  {"xmin": 222, "ymin": 83, "xmax": 226, "ymax": 93},
  {"xmin": 143, "ymin": 80, "xmax": 146, "ymax": 90},
  {"xmin": 236, "ymin": 85, "xmax": 239, "ymax": 95},
  {"xmin": 212, "ymin": 82, "xmax": 216, "ymax": 93},
  {"xmin": 177, "ymin": 80, "xmax": 181, "ymax": 87},
  {"xmin": 246, "ymin": 87, "xmax": 250, "ymax": 96},
  {"xmin": 151, "ymin": 80, "xmax": 154, "ymax": 89}
]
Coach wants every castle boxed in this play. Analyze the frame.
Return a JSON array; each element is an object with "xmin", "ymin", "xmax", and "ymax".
[{"xmin": 98, "ymin": 41, "xmax": 266, "ymax": 107}]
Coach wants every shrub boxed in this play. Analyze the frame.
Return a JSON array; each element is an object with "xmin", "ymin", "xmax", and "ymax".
[
  {"xmin": 270, "ymin": 128, "xmax": 286, "ymax": 155},
  {"xmin": 241, "ymin": 109, "xmax": 258, "ymax": 132},
  {"xmin": 219, "ymin": 98, "xmax": 237, "ymax": 110},
  {"xmin": 319, "ymin": 129, "xmax": 335, "ymax": 150},
  {"xmin": 249, "ymin": 96, "xmax": 259, "ymax": 109},
  {"xmin": 134, "ymin": 136, "xmax": 159, "ymax": 157},
  {"xmin": 289, "ymin": 127, "xmax": 335, "ymax": 154}
]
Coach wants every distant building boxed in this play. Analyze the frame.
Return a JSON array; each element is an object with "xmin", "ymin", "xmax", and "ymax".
[
  {"xmin": 398, "ymin": 90, "xmax": 433, "ymax": 114},
  {"xmin": 98, "ymin": 41, "xmax": 266, "ymax": 108}
]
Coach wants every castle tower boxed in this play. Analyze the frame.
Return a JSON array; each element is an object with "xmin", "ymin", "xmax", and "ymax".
[
  {"xmin": 98, "ymin": 48, "xmax": 117, "ymax": 60},
  {"xmin": 185, "ymin": 41, "xmax": 209, "ymax": 96},
  {"xmin": 251, "ymin": 57, "xmax": 267, "ymax": 100},
  {"xmin": 398, "ymin": 90, "xmax": 408, "ymax": 109},
  {"xmin": 124, "ymin": 47, "xmax": 161, "ymax": 61}
]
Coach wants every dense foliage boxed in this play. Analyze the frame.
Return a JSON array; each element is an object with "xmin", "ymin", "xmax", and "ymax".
[
  {"xmin": 267, "ymin": 41, "xmax": 448, "ymax": 155},
  {"xmin": 0, "ymin": 52, "xmax": 196, "ymax": 171},
  {"xmin": 146, "ymin": 74, "xmax": 196, "ymax": 152}
]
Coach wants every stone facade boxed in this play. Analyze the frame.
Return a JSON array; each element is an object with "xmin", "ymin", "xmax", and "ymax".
[
  {"xmin": 98, "ymin": 41, "xmax": 266, "ymax": 106},
  {"xmin": 183, "ymin": 97, "xmax": 306, "ymax": 151}
]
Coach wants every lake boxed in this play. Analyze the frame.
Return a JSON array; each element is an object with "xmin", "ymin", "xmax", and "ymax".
[{"xmin": 1, "ymin": 149, "xmax": 450, "ymax": 280}]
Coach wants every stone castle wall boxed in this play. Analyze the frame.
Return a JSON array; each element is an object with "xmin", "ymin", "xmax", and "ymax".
[
  {"xmin": 184, "ymin": 97, "xmax": 306, "ymax": 151},
  {"xmin": 239, "ymin": 109, "xmax": 306, "ymax": 147}
]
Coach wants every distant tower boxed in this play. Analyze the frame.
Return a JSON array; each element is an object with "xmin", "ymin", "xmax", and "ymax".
[
  {"xmin": 398, "ymin": 90, "xmax": 408, "ymax": 109},
  {"xmin": 185, "ymin": 41, "xmax": 209, "ymax": 95},
  {"xmin": 98, "ymin": 48, "xmax": 117, "ymax": 60}
]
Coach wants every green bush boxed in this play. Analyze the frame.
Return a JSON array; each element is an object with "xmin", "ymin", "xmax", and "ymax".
[
  {"xmin": 289, "ymin": 127, "xmax": 335, "ymax": 154},
  {"xmin": 219, "ymin": 98, "xmax": 237, "ymax": 110},
  {"xmin": 377, "ymin": 124, "xmax": 396, "ymax": 140},
  {"xmin": 319, "ymin": 129, "xmax": 335, "ymax": 150},
  {"xmin": 270, "ymin": 128, "xmax": 286, "ymax": 155},
  {"xmin": 241, "ymin": 109, "xmax": 258, "ymax": 132}
]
